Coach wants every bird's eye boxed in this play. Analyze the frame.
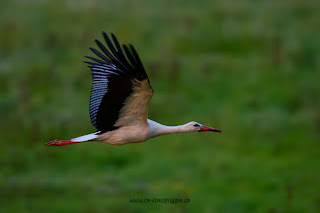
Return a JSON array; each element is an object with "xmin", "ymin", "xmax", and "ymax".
[{"xmin": 194, "ymin": 124, "xmax": 200, "ymax": 127}]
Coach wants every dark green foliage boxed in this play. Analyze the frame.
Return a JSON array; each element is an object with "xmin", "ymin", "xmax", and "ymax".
[{"xmin": 1, "ymin": 0, "xmax": 319, "ymax": 212}]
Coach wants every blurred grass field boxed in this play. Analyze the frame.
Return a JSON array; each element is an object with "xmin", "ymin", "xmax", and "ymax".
[{"xmin": 1, "ymin": 0, "xmax": 320, "ymax": 212}]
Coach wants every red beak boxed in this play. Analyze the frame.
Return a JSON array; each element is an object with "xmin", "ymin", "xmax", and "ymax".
[{"xmin": 200, "ymin": 125, "xmax": 222, "ymax": 133}]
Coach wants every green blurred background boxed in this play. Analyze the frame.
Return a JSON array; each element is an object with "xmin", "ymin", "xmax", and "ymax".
[{"xmin": 1, "ymin": 0, "xmax": 319, "ymax": 212}]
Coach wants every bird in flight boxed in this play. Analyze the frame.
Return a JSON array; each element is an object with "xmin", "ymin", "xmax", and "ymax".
[{"xmin": 45, "ymin": 32, "xmax": 222, "ymax": 146}]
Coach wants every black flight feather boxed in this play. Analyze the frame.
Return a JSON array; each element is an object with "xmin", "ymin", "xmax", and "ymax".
[
  {"xmin": 85, "ymin": 56, "xmax": 106, "ymax": 64},
  {"xmin": 84, "ymin": 32, "xmax": 151, "ymax": 133},
  {"xmin": 89, "ymin": 47, "xmax": 111, "ymax": 63}
]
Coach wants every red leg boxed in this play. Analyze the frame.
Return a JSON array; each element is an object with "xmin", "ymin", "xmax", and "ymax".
[{"xmin": 45, "ymin": 140, "xmax": 80, "ymax": 146}]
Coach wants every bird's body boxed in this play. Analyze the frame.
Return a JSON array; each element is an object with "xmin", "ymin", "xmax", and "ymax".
[{"xmin": 46, "ymin": 33, "xmax": 221, "ymax": 147}]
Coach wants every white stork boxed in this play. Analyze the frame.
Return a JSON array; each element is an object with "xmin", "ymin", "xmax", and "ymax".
[{"xmin": 45, "ymin": 33, "xmax": 222, "ymax": 146}]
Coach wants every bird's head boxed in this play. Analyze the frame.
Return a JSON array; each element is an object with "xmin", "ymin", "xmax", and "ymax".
[{"xmin": 186, "ymin": 121, "xmax": 222, "ymax": 133}]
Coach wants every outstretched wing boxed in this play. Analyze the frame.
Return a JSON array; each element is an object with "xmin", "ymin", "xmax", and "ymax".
[{"xmin": 85, "ymin": 32, "xmax": 153, "ymax": 133}]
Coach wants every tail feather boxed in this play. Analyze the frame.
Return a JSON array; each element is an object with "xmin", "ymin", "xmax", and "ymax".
[{"xmin": 71, "ymin": 132, "xmax": 100, "ymax": 142}]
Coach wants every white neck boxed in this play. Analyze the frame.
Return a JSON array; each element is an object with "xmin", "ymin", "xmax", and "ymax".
[{"xmin": 147, "ymin": 119, "xmax": 191, "ymax": 140}]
